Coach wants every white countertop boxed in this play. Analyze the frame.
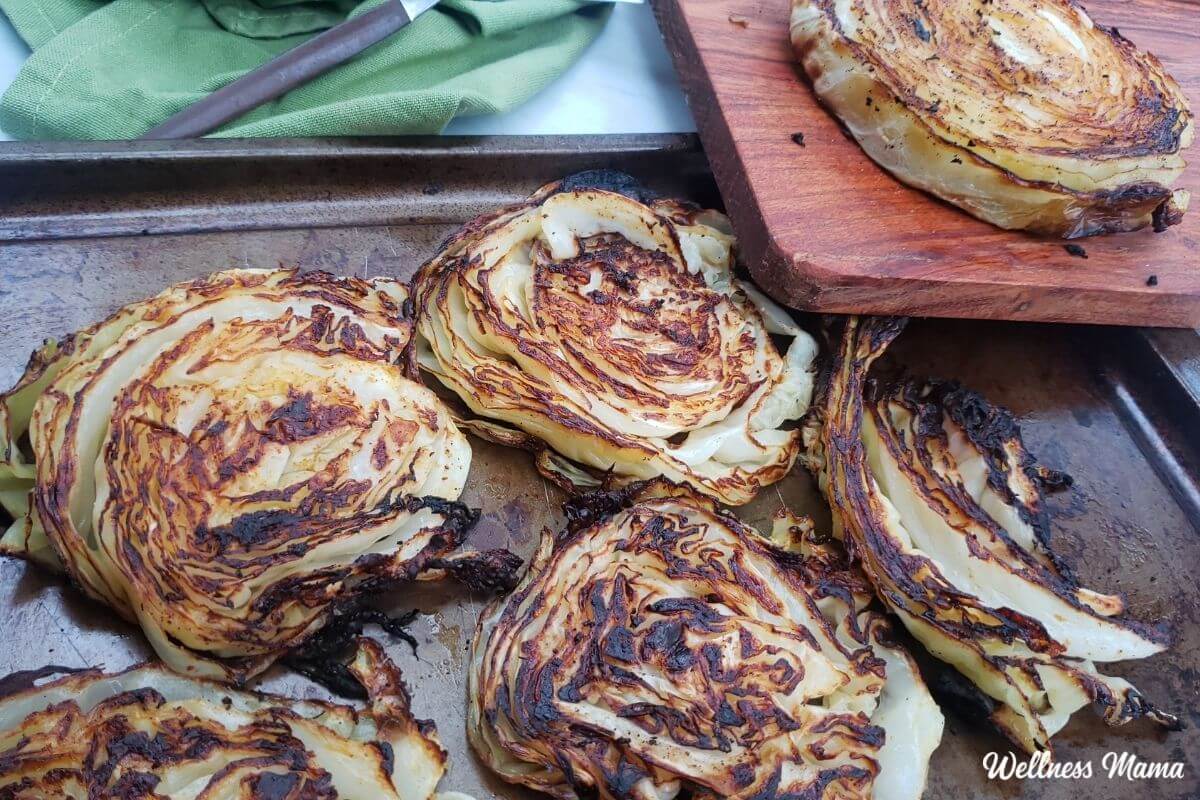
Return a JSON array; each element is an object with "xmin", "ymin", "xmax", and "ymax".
[{"xmin": 0, "ymin": 2, "xmax": 696, "ymax": 141}]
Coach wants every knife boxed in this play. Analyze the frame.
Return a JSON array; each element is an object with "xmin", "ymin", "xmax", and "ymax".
[
  {"xmin": 141, "ymin": 0, "xmax": 642, "ymax": 140},
  {"xmin": 141, "ymin": 0, "xmax": 441, "ymax": 140}
]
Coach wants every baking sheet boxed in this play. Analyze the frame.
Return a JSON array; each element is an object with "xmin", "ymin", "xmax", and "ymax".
[{"xmin": 0, "ymin": 136, "xmax": 1196, "ymax": 799}]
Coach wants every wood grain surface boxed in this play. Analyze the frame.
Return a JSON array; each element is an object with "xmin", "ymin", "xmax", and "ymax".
[{"xmin": 655, "ymin": 0, "xmax": 1200, "ymax": 326}]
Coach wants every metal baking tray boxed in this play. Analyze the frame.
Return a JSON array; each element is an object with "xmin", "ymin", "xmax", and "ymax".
[{"xmin": 0, "ymin": 136, "xmax": 1197, "ymax": 800}]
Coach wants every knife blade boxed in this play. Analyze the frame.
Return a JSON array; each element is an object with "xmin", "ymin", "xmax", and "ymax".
[
  {"xmin": 141, "ymin": 0, "xmax": 440, "ymax": 140},
  {"xmin": 140, "ymin": 0, "xmax": 641, "ymax": 140}
]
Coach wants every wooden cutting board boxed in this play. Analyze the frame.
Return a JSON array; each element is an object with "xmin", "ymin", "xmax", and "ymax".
[{"xmin": 654, "ymin": 0, "xmax": 1200, "ymax": 326}]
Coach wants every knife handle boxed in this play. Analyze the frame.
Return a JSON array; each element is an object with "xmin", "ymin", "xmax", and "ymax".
[{"xmin": 141, "ymin": 0, "xmax": 413, "ymax": 140}]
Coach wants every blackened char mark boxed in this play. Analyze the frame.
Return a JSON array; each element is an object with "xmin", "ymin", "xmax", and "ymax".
[
  {"xmin": 198, "ymin": 507, "xmax": 308, "ymax": 550},
  {"xmin": 197, "ymin": 476, "xmax": 396, "ymax": 551},
  {"xmin": 811, "ymin": 713, "xmax": 883, "ymax": 747},
  {"xmin": 866, "ymin": 316, "xmax": 909, "ymax": 352},
  {"xmin": 639, "ymin": 619, "xmax": 684, "ymax": 663},
  {"xmin": 0, "ymin": 664, "xmax": 86, "ymax": 700},
  {"xmin": 557, "ymin": 751, "xmax": 600, "ymax": 800},
  {"xmin": 1079, "ymin": 182, "xmax": 1173, "ymax": 233},
  {"xmin": 283, "ymin": 607, "xmax": 420, "ymax": 700},
  {"xmin": 263, "ymin": 391, "xmax": 355, "ymax": 444},
  {"xmin": 373, "ymin": 740, "xmax": 395, "ymax": 776},
  {"xmin": 640, "ymin": 514, "xmax": 684, "ymax": 550},
  {"xmin": 646, "ymin": 597, "xmax": 724, "ymax": 632},
  {"xmin": 615, "ymin": 703, "xmax": 718, "ymax": 751},
  {"xmin": 108, "ymin": 771, "xmax": 161, "ymax": 799},
  {"xmin": 603, "ymin": 625, "xmax": 636, "ymax": 663},
  {"xmin": 935, "ymin": 382, "xmax": 1068, "ymax": 547},
  {"xmin": 745, "ymin": 763, "xmax": 873, "ymax": 800},
  {"xmin": 1141, "ymin": 698, "xmax": 1184, "ymax": 731},
  {"xmin": 252, "ymin": 772, "xmax": 300, "ymax": 800},
  {"xmin": 428, "ymin": 548, "xmax": 524, "ymax": 593},
  {"xmin": 517, "ymin": 656, "xmax": 564, "ymax": 731},
  {"xmin": 88, "ymin": 727, "xmax": 179, "ymax": 790},
  {"xmin": 563, "ymin": 485, "xmax": 639, "ymax": 535},
  {"xmin": 561, "ymin": 482, "xmax": 704, "ymax": 539},
  {"xmin": 553, "ymin": 170, "xmax": 659, "ymax": 205},
  {"xmin": 911, "ymin": 16, "xmax": 931, "ymax": 41},
  {"xmin": 1152, "ymin": 195, "xmax": 1185, "ymax": 232},
  {"xmin": 601, "ymin": 755, "xmax": 652, "ymax": 800},
  {"xmin": 1031, "ymin": 465, "xmax": 1072, "ymax": 492},
  {"xmin": 718, "ymin": 699, "xmax": 746, "ymax": 727},
  {"xmin": 403, "ymin": 494, "xmax": 481, "ymax": 550},
  {"xmin": 644, "ymin": 616, "xmax": 696, "ymax": 672}
]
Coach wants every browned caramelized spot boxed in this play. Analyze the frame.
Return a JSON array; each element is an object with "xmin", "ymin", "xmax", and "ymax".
[
  {"xmin": 810, "ymin": 0, "xmax": 1191, "ymax": 160},
  {"xmin": 263, "ymin": 391, "xmax": 357, "ymax": 443},
  {"xmin": 522, "ymin": 235, "xmax": 751, "ymax": 415}
]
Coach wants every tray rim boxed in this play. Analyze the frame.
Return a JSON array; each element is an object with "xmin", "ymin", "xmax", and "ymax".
[
  {"xmin": 0, "ymin": 133, "xmax": 705, "ymax": 164},
  {"xmin": 0, "ymin": 133, "xmax": 714, "ymax": 243}
]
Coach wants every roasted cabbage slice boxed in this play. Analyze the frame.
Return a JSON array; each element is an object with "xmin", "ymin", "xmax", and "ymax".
[
  {"xmin": 790, "ymin": 0, "xmax": 1193, "ymax": 237},
  {"xmin": 468, "ymin": 480, "xmax": 943, "ymax": 800},
  {"xmin": 0, "ymin": 639, "xmax": 460, "ymax": 800},
  {"xmin": 806, "ymin": 316, "xmax": 1177, "ymax": 753},
  {"xmin": 0, "ymin": 269, "xmax": 489, "ymax": 682},
  {"xmin": 412, "ymin": 174, "xmax": 818, "ymax": 506}
]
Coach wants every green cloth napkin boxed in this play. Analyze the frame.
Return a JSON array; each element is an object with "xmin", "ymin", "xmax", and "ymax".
[{"xmin": 0, "ymin": 0, "xmax": 611, "ymax": 139}]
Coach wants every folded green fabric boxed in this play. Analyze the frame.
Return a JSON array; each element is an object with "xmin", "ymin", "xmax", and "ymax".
[{"xmin": 0, "ymin": 0, "xmax": 611, "ymax": 139}]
